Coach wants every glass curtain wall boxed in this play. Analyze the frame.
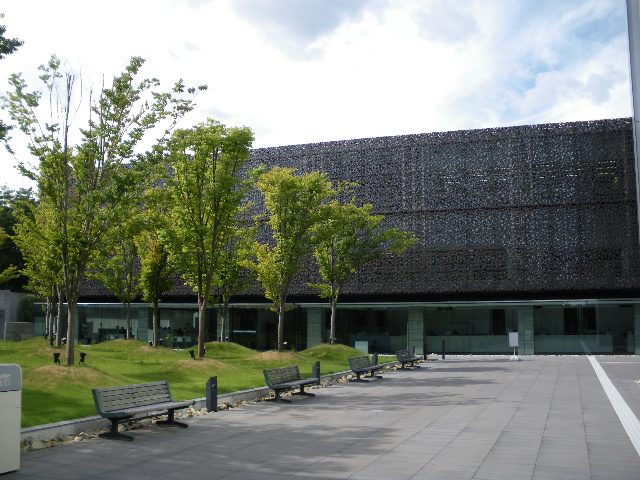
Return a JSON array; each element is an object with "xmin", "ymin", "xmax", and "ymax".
[{"xmin": 33, "ymin": 300, "xmax": 638, "ymax": 354}]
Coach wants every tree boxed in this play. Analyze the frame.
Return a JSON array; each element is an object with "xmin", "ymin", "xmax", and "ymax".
[
  {"xmin": 4, "ymin": 55, "xmax": 205, "ymax": 365},
  {"xmin": 163, "ymin": 118, "xmax": 254, "ymax": 358},
  {"xmin": 0, "ymin": 187, "xmax": 34, "ymax": 291},
  {"xmin": 249, "ymin": 167, "xmax": 337, "ymax": 351},
  {"xmin": 310, "ymin": 200, "xmax": 416, "ymax": 344},
  {"xmin": 212, "ymin": 213, "xmax": 257, "ymax": 341},
  {"xmin": 0, "ymin": 228, "xmax": 19, "ymax": 283},
  {"xmin": 135, "ymin": 186, "xmax": 176, "ymax": 347},
  {"xmin": 16, "ymin": 294, "xmax": 37, "ymax": 323},
  {"xmin": 0, "ymin": 13, "xmax": 23, "ymax": 143},
  {"xmin": 12, "ymin": 197, "xmax": 64, "ymax": 343},
  {"xmin": 89, "ymin": 212, "xmax": 144, "ymax": 340},
  {"xmin": 0, "ymin": 14, "xmax": 22, "ymax": 59}
]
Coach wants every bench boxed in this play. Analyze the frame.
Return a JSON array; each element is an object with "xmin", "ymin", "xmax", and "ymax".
[
  {"xmin": 395, "ymin": 349, "xmax": 422, "ymax": 368},
  {"xmin": 263, "ymin": 362, "xmax": 320, "ymax": 402},
  {"xmin": 92, "ymin": 381, "xmax": 195, "ymax": 441},
  {"xmin": 348, "ymin": 356, "xmax": 384, "ymax": 381}
]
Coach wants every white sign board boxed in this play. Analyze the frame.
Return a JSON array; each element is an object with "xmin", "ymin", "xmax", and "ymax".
[{"xmin": 509, "ymin": 332, "xmax": 519, "ymax": 347}]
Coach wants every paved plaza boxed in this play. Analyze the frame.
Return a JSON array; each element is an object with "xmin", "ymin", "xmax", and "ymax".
[{"xmin": 5, "ymin": 355, "xmax": 640, "ymax": 480}]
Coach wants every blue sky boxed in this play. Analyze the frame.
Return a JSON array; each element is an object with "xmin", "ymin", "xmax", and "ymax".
[{"xmin": 0, "ymin": 0, "xmax": 632, "ymax": 190}]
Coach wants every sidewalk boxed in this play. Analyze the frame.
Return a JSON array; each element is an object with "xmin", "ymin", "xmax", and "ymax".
[{"xmin": 4, "ymin": 355, "xmax": 640, "ymax": 480}]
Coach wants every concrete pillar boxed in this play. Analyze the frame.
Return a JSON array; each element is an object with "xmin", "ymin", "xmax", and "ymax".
[
  {"xmin": 306, "ymin": 308, "xmax": 323, "ymax": 348},
  {"xmin": 407, "ymin": 307, "xmax": 424, "ymax": 355},
  {"xmin": 517, "ymin": 306, "xmax": 535, "ymax": 355}
]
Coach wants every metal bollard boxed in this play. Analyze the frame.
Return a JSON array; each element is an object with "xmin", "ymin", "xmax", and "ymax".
[
  {"xmin": 206, "ymin": 376, "xmax": 218, "ymax": 412},
  {"xmin": 442, "ymin": 340, "xmax": 446, "ymax": 360}
]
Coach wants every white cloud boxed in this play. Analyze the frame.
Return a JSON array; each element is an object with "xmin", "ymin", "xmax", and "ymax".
[
  {"xmin": 0, "ymin": 0, "xmax": 633, "ymax": 191},
  {"xmin": 414, "ymin": 0, "xmax": 481, "ymax": 44}
]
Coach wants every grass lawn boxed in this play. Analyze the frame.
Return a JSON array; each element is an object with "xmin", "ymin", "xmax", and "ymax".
[{"xmin": 0, "ymin": 337, "xmax": 389, "ymax": 428}]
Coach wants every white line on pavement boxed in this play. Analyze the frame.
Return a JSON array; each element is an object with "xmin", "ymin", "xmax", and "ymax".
[{"xmin": 588, "ymin": 356, "xmax": 640, "ymax": 456}]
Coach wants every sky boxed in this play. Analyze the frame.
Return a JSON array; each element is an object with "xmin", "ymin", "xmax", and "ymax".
[{"xmin": 0, "ymin": 0, "xmax": 633, "ymax": 191}]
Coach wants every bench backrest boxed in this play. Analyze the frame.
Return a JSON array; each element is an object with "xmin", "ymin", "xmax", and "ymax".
[
  {"xmin": 93, "ymin": 381, "xmax": 174, "ymax": 414},
  {"xmin": 264, "ymin": 365, "xmax": 302, "ymax": 387},
  {"xmin": 349, "ymin": 356, "xmax": 372, "ymax": 370},
  {"xmin": 396, "ymin": 349, "xmax": 411, "ymax": 361}
]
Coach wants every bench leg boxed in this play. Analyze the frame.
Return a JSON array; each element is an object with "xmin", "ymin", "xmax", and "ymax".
[
  {"xmin": 294, "ymin": 385, "xmax": 315, "ymax": 397},
  {"xmin": 99, "ymin": 419, "xmax": 134, "ymax": 441},
  {"xmin": 157, "ymin": 409, "xmax": 189, "ymax": 428},
  {"xmin": 350, "ymin": 372, "xmax": 369, "ymax": 382},
  {"xmin": 265, "ymin": 389, "xmax": 292, "ymax": 403}
]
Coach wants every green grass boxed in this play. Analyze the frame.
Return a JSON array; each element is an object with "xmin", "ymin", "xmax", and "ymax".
[{"xmin": 0, "ymin": 338, "xmax": 387, "ymax": 428}]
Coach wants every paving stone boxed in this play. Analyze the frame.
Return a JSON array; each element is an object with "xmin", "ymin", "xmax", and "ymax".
[{"xmin": 5, "ymin": 356, "xmax": 640, "ymax": 480}]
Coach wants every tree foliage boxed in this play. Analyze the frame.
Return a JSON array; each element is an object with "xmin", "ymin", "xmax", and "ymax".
[
  {"xmin": 249, "ymin": 167, "xmax": 337, "ymax": 351},
  {"xmin": 0, "ymin": 187, "xmax": 35, "ymax": 291},
  {"xmin": 89, "ymin": 208, "xmax": 144, "ymax": 339},
  {"xmin": 0, "ymin": 13, "xmax": 23, "ymax": 143},
  {"xmin": 4, "ymin": 55, "xmax": 205, "ymax": 364},
  {"xmin": 135, "ymin": 186, "xmax": 177, "ymax": 347},
  {"xmin": 11, "ymin": 194, "xmax": 68, "ymax": 343},
  {"xmin": 163, "ymin": 118, "xmax": 254, "ymax": 357},
  {"xmin": 211, "ymin": 212, "xmax": 257, "ymax": 342},
  {"xmin": 311, "ymin": 200, "xmax": 416, "ymax": 343}
]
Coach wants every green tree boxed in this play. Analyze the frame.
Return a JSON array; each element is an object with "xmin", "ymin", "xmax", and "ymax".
[
  {"xmin": 163, "ymin": 118, "xmax": 254, "ymax": 358},
  {"xmin": 13, "ymin": 199, "xmax": 64, "ymax": 343},
  {"xmin": 249, "ymin": 167, "xmax": 337, "ymax": 351},
  {"xmin": 4, "ymin": 55, "xmax": 205, "ymax": 365},
  {"xmin": 0, "ymin": 227, "xmax": 19, "ymax": 283},
  {"xmin": 0, "ymin": 13, "xmax": 23, "ymax": 143},
  {"xmin": 311, "ymin": 200, "xmax": 416, "ymax": 344},
  {"xmin": 89, "ymin": 212, "xmax": 144, "ymax": 340},
  {"xmin": 212, "ymin": 213, "xmax": 257, "ymax": 341},
  {"xmin": 135, "ymin": 186, "xmax": 176, "ymax": 347},
  {"xmin": 16, "ymin": 294, "xmax": 37, "ymax": 322},
  {"xmin": 0, "ymin": 187, "xmax": 34, "ymax": 290}
]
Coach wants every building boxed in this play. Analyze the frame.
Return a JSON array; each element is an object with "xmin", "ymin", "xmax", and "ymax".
[{"xmin": 39, "ymin": 117, "xmax": 640, "ymax": 355}]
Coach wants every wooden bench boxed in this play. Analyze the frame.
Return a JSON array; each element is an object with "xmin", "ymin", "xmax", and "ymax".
[
  {"xmin": 263, "ymin": 362, "xmax": 320, "ymax": 402},
  {"xmin": 348, "ymin": 356, "xmax": 384, "ymax": 381},
  {"xmin": 395, "ymin": 349, "xmax": 422, "ymax": 368},
  {"xmin": 92, "ymin": 381, "xmax": 195, "ymax": 441}
]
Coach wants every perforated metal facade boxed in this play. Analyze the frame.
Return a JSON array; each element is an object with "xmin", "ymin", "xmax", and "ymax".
[{"xmin": 247, "ymin": 118, "xmax": 640, "ymax": 299}]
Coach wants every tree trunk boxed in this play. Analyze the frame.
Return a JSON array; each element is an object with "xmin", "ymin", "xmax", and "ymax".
[
  {"xmin": 45, "ymin": 297, "xmax": 52, "ymax": 339},
  {"xmin": 152, "ymin": 299, "xmax": 160, "ymax": 347},
  {"xmin": 56, "ymin": 286, "xmax": 64, "ymax": 348},
  {"xmin": 65, "ymin": 301, "xmax": 77, "ymax": 366},
  {"xmin": 330, "ymin": 298, "xmax": 337, "ymax": 345},
  {"xmin": 220, "ymin": 304, "xmax": 227, "ymax": 342},
  {"xmin": 277, "ymin": 293, "xmax": 285, "ymax": 351},
  {"xmin": 124, "ymin": 302, "xmax": 132, "ymax": 339},
  {"xmin": 49, "ymin": 296, "xmax": 57, "ymax": 340},
  {"xmin": 198, "ymin": 300, "xmax": 206, "ymax": 358}
]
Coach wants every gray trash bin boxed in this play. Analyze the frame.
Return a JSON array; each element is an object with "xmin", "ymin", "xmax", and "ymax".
[{"xmin": 0, "ymin": 364, "xmax": 22, "ymax": 474}]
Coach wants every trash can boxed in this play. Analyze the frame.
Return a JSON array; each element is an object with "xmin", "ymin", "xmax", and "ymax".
[{"xmin": 0, "ymin": 364, "xmax": 22, "ymax": 474}]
